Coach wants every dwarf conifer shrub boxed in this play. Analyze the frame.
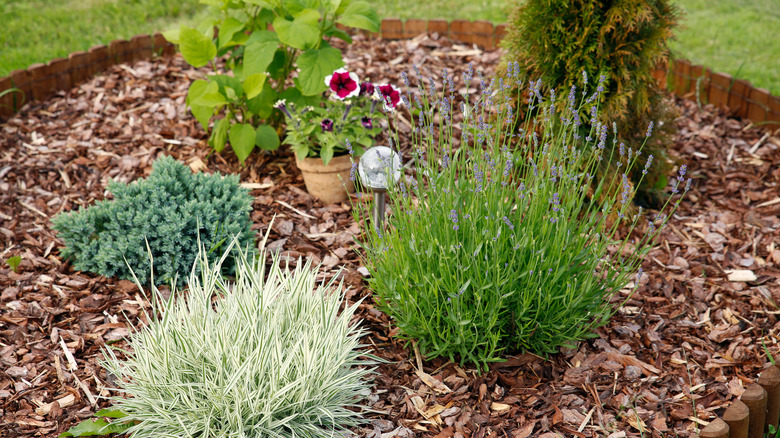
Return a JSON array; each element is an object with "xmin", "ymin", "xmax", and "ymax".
[
  {"xmin": 102, "ymin": 242, "xmax": 374, "ymax": 438},
  {"xmin": 356, "ymin": 67, "xmax": 689, "ymax": 371},
  {"xmin": 500, "ymin": 0, "xmax": 681, "ymax": 200},
  {"xmin": 52, "ymin": 156, "xmax": 254, "ymax": 286}
]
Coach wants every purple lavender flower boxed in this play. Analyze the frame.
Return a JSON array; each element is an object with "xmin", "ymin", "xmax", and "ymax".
[
  {"xmin": 450, "ymin": 209, "xmax": 459, "ymax": 230},
  {"xmin": 550, "ymin": 192, "xmax": 560, "ymax": 212},
  {"xmin": 502, "ymin": 216, "xmax": 514, "ymax": 230},
  {"xmin": 685, "ymin": 177, "xmax": 692, "ymax": 192},
  {"xmin": 646, "ymin": 121, "xmax": 654, "ymax": 137},
  {"xmin": 620, "ymin": 174, "xmax": 630, "ymax": 205},
  {"xmin": 321, "ymin": 118, "xmax": 334, "ymax": 132},
  {"xmin": 679, "ymin": 164, "xmax": 687, "ymax": 179},
  {"xmin": 643, "ymin": 155, "xmax": 653, "ymax": 175}
]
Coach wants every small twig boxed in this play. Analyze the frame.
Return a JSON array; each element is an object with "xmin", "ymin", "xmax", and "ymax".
[{"xmin": 275, "ymin": 200, "xmax": 315, "ymax": 219}]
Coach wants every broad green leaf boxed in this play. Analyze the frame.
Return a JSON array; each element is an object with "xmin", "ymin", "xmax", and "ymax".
[
  {"xmin": 326, "ymin": 0, "xmax": 343, "ymax": 14},
  {"xmin": 295, "ymin": 46, "xmax": 343, "ymax": 96},
  {"xmin": 324, "ymin": 26, "xmax": 352, "ymax": 44},
  {"xmin": 320, "ymin": 144, "xmax": 334, "ymax": 166},
  {"xmin": 243, "ymin": 73, "xmax": 267, "ymax": 99},
  {"xmin": 162, "ymin": 28, "xmax": 180, "ymax": 44},
  {"xmin": 210, "ymin": 117, "xmax": 230, "ymax": 152},
  {"xmin": 335, "ymin": 1, "xmax": 380, "ymax": 32},
  {"xmin": 59, "ymin": 417, "xmax": 131, "ymax": 437},
  {"xmin": 229, "ymin": 123, "xmax": 257, "ymax": 163},
  {"xmin": 210, "ymin": 75, "xmax": 243, "ymax": 101},
  {"xmin": 179, "ymin": 26, "xmax": 217, "ymax": 68},
  {"xmin": 280, "ymin": 87, "xmax": 320, "ymax": 108},
  {"xmin": 273, "ymin": 9, "xmax": 321, "ymax": 50},
  {"xmin": 186, "ymin": 79, "xmax": 210, "ymax": 105},
  {"xmin": 93, "ymin": 409, "xmax": 127, "ymax": 419},
  {"xmin": 266, "ymin": 49, "xmax": 288, "ymax": 82},
  {"xmin": 245, "ymin": 30, "xmax": 279, "ymax": 46},
  {"xmin": 242, "ymin": 0, "xmax": 274, "ymax": 6},
  {"xmin": 285, "ymin": 0, "xmax": 321, "ymax": 15},
  {"xmin": 247, "ymin": 82, "xmax": 277, "ymax": 118},
  {"xmin": 255, "ymin": 124, "xmax": 280, "ymax": 151},
  {"xmin": 191, "ymin": 81, "xmax": 228, "ymax": 107},
  {"xmin": 190, "ymin": 104, "xmax": 213, "ymax": 130},
  {"xmin": 243, "ymin": 41, "xmax": 278, "ymax": 78},
  {"xmin": 218, "ymin": 17, "xmax": 245, "ymax": 50}
]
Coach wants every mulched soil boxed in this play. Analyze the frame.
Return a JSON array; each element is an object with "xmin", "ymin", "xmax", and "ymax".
[{"xmin": 2, "ymin": 32, "xmax": 780, "ymax": 438}]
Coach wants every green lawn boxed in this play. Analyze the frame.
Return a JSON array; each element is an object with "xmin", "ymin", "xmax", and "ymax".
[
  {"xmin": 1, "ymin": 0, "xmax": 778, "ymax": 94},
  {"xmin": 668, "ymin": 0, "xmax": 780, "ymax": 95},
  {"xmin": 0, "ymin": 0, "xmax": 206, "ymax": 76}
]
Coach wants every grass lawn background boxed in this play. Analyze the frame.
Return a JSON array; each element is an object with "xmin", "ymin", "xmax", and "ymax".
[{"xmin": 1, "ymin": 0, "xmax": 778, "ymax": 94}]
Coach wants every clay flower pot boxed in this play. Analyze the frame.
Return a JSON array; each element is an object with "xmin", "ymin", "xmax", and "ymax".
[{"xmin": 295, "ymin": 154, "xmax": 356, "ymax": 204}]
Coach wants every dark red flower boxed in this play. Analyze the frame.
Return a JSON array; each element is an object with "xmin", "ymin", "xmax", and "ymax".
[
  {"xmin": 359, "ymin": 82, "xmax": 375, "ymax": 96},
  {"xmin": 321, "ymin": 118, "xmax": 334, "ymax": 132},
  {"xmin": 361, "ymin": 116, "xmax": 373, "ymax": 129},
  {"xmin": 377, "ymin": 84, "xmax": 401, "ymax": 110},
  {"xmin": 324, "ymin": 68, "xmax": 359, "ymax": 99}
]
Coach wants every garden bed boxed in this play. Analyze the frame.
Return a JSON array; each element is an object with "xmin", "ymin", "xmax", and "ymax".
[{"xmin": 1, "ymin": 33, "xmax": 779, "ymax": 438}]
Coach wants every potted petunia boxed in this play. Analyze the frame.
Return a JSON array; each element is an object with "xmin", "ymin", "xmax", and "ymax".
[{"xmin": 276, "ymin": 68, "xmax": 401, "ymax": 203}]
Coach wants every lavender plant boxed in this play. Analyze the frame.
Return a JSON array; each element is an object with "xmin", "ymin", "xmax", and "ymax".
[{"xmin": 357, "ymin": 65, "xmax": 690, "ymax": 370}]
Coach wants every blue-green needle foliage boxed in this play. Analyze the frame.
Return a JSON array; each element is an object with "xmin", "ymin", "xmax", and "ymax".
[
  {"xmin": 358, "ymin": 66, "xmax": 689, "ymax": 371},
  {"xmin": 52, "ymin": 156, "xmax": 254, "ymax": 286}
]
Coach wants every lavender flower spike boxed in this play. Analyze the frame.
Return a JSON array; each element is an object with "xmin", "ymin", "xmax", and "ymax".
[{"xmin": 646, "ymin": 121, "xmax": 654, "ymax": 137}]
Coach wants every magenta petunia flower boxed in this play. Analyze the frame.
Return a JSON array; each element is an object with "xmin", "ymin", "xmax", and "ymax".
[
  {"xmin": 376, "ymin": 84, "xmax": 401, "ymax": 110},
  {"xmin": 321, "ymin": 118, "xmax": 334, "ymax": 132},
  {"xmin": 324, "ymin": 68, "xmax": 359, "ymax": 99},
  {"xmin": 361, "ymin": 116, "xmax": 373, "ymax": 129},
  {"xmin": 359, "ymin": 82, "xmax": 375, "ymax": 96}
]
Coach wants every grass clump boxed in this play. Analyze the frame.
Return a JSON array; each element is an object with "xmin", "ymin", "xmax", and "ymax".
[
  {"xmin": 357, "ymin": 66, "xmax": 689, "ymax": 371},
  {"xmin": 52, "ymin": 156, "xmax": 254, "ymax": 286},
  {"xmin": 102, "ymin": 240, "xmax": 374, "ymax": 437}
]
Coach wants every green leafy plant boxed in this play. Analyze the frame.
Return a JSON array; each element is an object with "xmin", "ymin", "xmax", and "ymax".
[
  {"xmin": 51, "ymin": 156, "xmax": 254, "ymax": 286},
  {"xmin": 278, "ymin": 67, "xmax": 401, "ymax": 165},
  {"xmin": 6, "ymin": 255, "xmax": 21, "ymax": 273},
  {"xmin": 500, "ymin": 0, "xmax": 681, "ymax": 203},
  {"xmin": 100, "ymin": 235, "xmax": 375, "ymax": 437},
  {"xmin": 356, "ymin": 66, "xmax": 690, "ymax": 370},
  {"xmin": 164, "ymin": 0, "xmax": 381, "ymax": 163},
  {"xmin": 60, "ymin": 409, "xmax": 133, "ymax": 437}
]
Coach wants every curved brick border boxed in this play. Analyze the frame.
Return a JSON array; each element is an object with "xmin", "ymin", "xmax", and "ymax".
[{"xmin": 1, "ymin": 19, "xmax": 778, "ymax": 131}]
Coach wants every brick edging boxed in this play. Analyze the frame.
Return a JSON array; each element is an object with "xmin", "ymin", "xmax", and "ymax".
[{"xmin": 2, "ymin": 19, "xmax": 778, "ymax": 130}]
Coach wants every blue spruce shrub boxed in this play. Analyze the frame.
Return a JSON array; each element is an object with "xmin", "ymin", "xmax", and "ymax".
[{"xmin": 52, "ymin": 156, "xmax": 254, "ymax": 286}]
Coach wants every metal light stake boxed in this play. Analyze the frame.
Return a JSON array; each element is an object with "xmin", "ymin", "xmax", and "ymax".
[{"xmin": 358, "ymin": 146, "xmax": 402, "ymax": 230}]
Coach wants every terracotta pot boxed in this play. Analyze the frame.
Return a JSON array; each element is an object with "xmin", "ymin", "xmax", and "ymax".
[{"xmin": 295, "ymin": 154, "xmax": 356, "ymax": 204}]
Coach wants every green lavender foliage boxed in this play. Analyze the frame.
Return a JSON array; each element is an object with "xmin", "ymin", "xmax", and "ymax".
[
  {"xmin": 102, "ymin": 240, "xmax": 374, "ymax": 438},
  {"xmin": 500, "ymin": 0, "xmax": 681, "ymax": 199},
  {"xmin": 52, "ymin": 156, "xmax": 254, "ymax": 286},
  {"xmin": 356, "ymin": 68, "xmax": 688, "ymax": 371}
]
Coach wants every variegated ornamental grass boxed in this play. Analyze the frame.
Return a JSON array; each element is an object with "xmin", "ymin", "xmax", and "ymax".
[{"xmin": 102, "ymin": 239, "xmax": 375, "ymax": 438}]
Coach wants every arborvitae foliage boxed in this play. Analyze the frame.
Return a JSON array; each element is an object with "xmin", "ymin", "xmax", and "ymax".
[
  {"xmin": 52, "ymin": 156, "xmax": 255, "ymax": 286},
  {"xmin": 501, "ymin": 0, "xmax": 681, "ymax": 203}
]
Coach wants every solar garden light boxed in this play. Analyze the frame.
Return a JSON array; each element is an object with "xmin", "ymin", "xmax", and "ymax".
[{"xmin": 358, "ymin": 145, "xmax": 402, "ymax": 230}]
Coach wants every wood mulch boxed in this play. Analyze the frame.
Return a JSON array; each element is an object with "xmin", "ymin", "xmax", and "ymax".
[{"xmin": 1, "ymin": 33, "xmax": 779, "ymax": 438}]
